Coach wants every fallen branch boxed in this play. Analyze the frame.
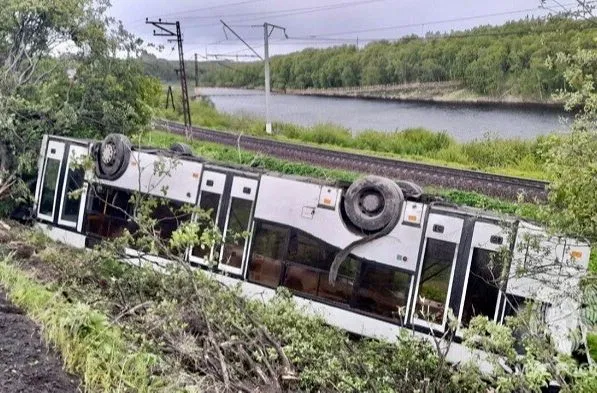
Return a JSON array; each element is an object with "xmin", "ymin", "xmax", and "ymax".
[{"xmin": 112, "ymin": 300, "xmax": 153, "ymax": 323}]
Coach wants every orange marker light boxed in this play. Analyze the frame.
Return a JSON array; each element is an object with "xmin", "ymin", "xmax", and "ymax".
[
  {"xmin": 192, "ymin": 172, "xmax": 200, "ymax": 179},
  {"xmin": 408, "ymin": 215, "xmax": 417, "ymax": 222},
  {"xmin": 570, "ymin": 250, "xmax": 583, "ymax": 259},
  {"xmin": 323, "ymin": 197, "xmax": 332, "ymax": 205}
]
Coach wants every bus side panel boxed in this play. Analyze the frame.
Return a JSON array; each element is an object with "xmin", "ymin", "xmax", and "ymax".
[
  {"xmin": 507, "ymin": 222, "xmax": 590, "ymax": 353},
  {"xmin": 97, "ymin": 151, "xmax": 202, "ymax": 204},
  {"xmin": 254, "ymin": 175, "xmax": 423, "ymax": 271}
]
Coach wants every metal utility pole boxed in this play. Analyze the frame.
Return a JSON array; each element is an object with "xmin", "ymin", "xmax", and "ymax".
[
  {"xmin": 146, "ymin": 18, "xmax": 192, "ymax": 136},
  {"xmin": 220, "ymin": 20, "xmax": 286, "ymax": 134},
  {"xmin": 263, "ymin": 25, "xmax": 272, "ymax": 134},
  {"xmin": 254, "ymin": 23, "xmax": 287, "ymax": 134},
  {"xmin": 166, "ymin": 86, "xmax": 175, "ymax": 110},
  {"xmin": 194, "ymin": 53, "xmax": 199, "ymax": 99},
  {"xmin": 194, "ymin": 53, "xmax": 199, "ymax": 87}
]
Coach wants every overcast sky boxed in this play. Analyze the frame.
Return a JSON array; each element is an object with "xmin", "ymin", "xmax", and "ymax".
[{"xmin": 109, "ymin": 0, "xmax": 565, "ymax": 60}]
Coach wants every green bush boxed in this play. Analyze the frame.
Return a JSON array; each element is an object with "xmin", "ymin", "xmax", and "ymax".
[
  {"xmin": 461, "ymin": 135, "xmax": 538, "ymax": 168},
  {"xmin": 301, "ymin": 123, "xmax": 354, "ymax": 147},
  {"xmin": 388, "ymin": 128, "xmax": 454, "ymax": 155}
]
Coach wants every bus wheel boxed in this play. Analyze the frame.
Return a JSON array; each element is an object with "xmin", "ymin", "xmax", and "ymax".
[
  {"xmin": 343, "ymin": 175, "xmax": 404, "ymax": 232},
  {"xmin": 96, "ymin": 133, "xmax": 131, "ymax": 180},
  {"xmin": 170, "ymin": 142, "xmax": 194, "ymax": 156}
]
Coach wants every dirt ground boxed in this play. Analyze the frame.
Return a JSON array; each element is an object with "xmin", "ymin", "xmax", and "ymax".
[{"xmin": 0, "ymin": 288, "xmax": 81, "ymax": 393}]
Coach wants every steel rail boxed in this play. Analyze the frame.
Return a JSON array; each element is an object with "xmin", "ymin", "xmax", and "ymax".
[{"xmin": 154, "ymin": 119, "xmax": 549, "ymax": 201}]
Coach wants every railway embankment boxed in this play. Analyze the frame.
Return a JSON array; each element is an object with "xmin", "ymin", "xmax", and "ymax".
[
  {"xmin": 155, "ymin": 119, "xmax": 548, "ymax": 202},
  {"xmin": 156, "ymin": 98, "xmax": 555, "ymax": 199}
]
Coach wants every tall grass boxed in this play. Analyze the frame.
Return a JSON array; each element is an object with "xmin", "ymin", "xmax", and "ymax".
[
  {"xmin": 155, "ymin": 98, "xmax": 549, "ymax": 179},
  {"xmin": 146, "ymin": 130, "xmax": 547, "ymax": 221},
  {"xmin": 0, "ymin": 258, "xmax": 168, "ymax": 392}
]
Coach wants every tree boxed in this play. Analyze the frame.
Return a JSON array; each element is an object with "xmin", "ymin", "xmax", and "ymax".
[
  {"xmin": 180, "ymin": 16, "xmax": 595, "ymax": 99},
  {"xmin": 544, "ymin": 50, "xmax": 597, "ymax": 242},
  {"xmin": 0, "ymin": 0, "xmax": 161, "ymax": 206}
]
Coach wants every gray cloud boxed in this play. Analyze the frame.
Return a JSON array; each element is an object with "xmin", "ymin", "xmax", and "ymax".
[{"xmin": 110, "ymin": 0, "xmax": 557, "ymax": 59}]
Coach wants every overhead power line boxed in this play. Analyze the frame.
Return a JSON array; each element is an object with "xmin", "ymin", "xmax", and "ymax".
[
  {"xmin": 294, "ymin": 2, "xmax": 585, "ymax": 39},
  {"xmin": 206, "ymin": 53, "xmax": 261, "ymax": 59},
  {"xmin": 187, "ymin": 18, "xmax": 597, "ymax": 51},
  {"xmin": 549, "ymin": 0, "xmax": 597, "ymax": 26},
  {"xmin": 283, "ymin": 22, "xmax": 597, "ymax": 46},
  {"xmin": 177, "ymin": 0, "xmax": 381, "ymax": 22},
  {"xmin": 183, "ymin": 0, "xmax": 383, "ymax": 28},
  {"xmin": 143, "ymin": 0, "xmax": 266, "ymax": 21}
]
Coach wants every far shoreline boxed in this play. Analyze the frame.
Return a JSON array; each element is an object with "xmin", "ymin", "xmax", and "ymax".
[{"xmin": 192, "ymin": 82, "xmax": 566, "ymax": 112}]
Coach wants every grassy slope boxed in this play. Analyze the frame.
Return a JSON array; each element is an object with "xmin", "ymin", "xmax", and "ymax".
[
  {"xmin": 0, "ymin": 259, "xmax": 168, "ymax": 392},
  {"xmin": 156, "ymin": 98, "xmax": 549, "ymax": 180}
]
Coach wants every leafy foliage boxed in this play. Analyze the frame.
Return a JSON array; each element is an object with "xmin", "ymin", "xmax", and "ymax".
[
  {"xmin": 543, "ymin": 49, "xmax": 597, "ymax": 242},
  {"xmin": 163, "ymin": 17, "xmax": 597, "ymax": 99},
  {"xmin": 0, "ymin": 0, "xmax": 161, "ymax": 207}
]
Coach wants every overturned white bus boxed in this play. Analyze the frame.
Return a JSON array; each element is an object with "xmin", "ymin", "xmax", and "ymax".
[{"xmin": 32, "ymin": 133, "xmax": 591, "ymax": 366}]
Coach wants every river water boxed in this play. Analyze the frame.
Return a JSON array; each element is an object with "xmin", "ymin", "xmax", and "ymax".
[{"xmin": 199, "ymin": 87, "xmax": 569, "ymax": 142}]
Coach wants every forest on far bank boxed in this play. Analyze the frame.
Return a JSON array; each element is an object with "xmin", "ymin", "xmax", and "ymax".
[{"xmin": 143, "ymin": 16, "xmax": 596, "ymax": 99}]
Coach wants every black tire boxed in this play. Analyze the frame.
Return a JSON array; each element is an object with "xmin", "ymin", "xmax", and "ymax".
[
  {"xmin": 96, "ymin": 134, "xmax": 131, "ymax": 180},
  {"xmin": 170, "ymin": 142, "xmax": 194, "ymax": 156},
  {"xmin": 396, "ymin": 180, "xmax": 424, "ymax": 199},
  {"xmin": 343, "ymin": 175, "xmax": 404, "ymax": 232}
]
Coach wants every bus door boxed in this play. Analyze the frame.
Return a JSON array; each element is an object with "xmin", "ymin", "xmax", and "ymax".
[
  {"xmin": 37, "ymin": 140, "xmax": 88, "ymax": 231},
  {"xmin": 188, "ymin": 170, "xmax": 226, "ymax": 266},
  {"xmin": 457, "ymin": 221, "xmax": 509, "ymax": 328},
  {"xmin": 218, "ymin": 176, "xmax": 258, "ymax": 275},
  {"xmin": 37, "ymin": 140, "xmax": 66, "ymax": 223},
  {"xmin": 412, "ymin": 213, "xmax": 464, "ymax": 332},
  {"xmin": 56, "ymin": 144, "xmax": 88, "ymax": 231}
]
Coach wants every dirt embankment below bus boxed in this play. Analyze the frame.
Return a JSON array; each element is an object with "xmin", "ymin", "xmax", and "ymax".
[
  {"xmin": 273, "ymin": 81, "xmax": 564, "ymax": 110},
  {"xmin": 0, "ymin": 289, "xmax": 80, "ymax": 393}
]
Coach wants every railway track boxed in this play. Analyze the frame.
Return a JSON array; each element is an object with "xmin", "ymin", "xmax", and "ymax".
[{"xmin": 154, "ymin": 119, "xmax": 549, "ymax": 201}]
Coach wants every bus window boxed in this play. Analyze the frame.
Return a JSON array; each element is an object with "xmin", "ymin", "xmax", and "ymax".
[
  {"xmin": 354, "ymin": 262, "xmax": 411, "ymax": 322},
  {"xmin": 461, "ymin": 248, "xmax": 502, "ymax": 326},
  {"xmin": 284, "ymin": 264, "xmax": 320, "ymax": 297},
  {"xmin": 286, "ymin": 231, "xmax": 335, "ymax": 270},
  {"xmin": 191, "ymin": 191, "xmax": 221, "ymax": 261},
  {"xmin": 248, "ymin": 222, "xmax": 288, "ymax": 287},
  {"xmin": 415, "ymin": 239, "xmax": 457, "ymax": 326},
  {"xmin": 282, "ymin": 230, "xmax": 357, "ymax": 305},
  {"xmin": 503, "ymin": 295, "xmax": 531, "ymax": 320},
  {"xmin": 60, "ymin": 166, "xmax": 85, "ymax": 224},
  {"xmin": 151, "ymin": 201, "xmax": 191, "ymax": 255},
  {"xmin": 220, "ymin": 197, "xmax": 253, "ymax": 270},
  {"xmin": 39, "ymin": 158, "xmax": 61, "ymax": 217},
  {"xmin": 318, "ymin": 256, "xmax": 358, "ymax": 305},
  {"xmin": 86, "ymin": 187, "xmax": 133, "ymax": 239}
]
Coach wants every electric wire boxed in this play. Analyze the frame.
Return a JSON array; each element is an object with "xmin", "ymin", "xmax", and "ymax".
[{"xmin": 291, "ymin": 2, "xmax": 586, "ymax": 39}]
